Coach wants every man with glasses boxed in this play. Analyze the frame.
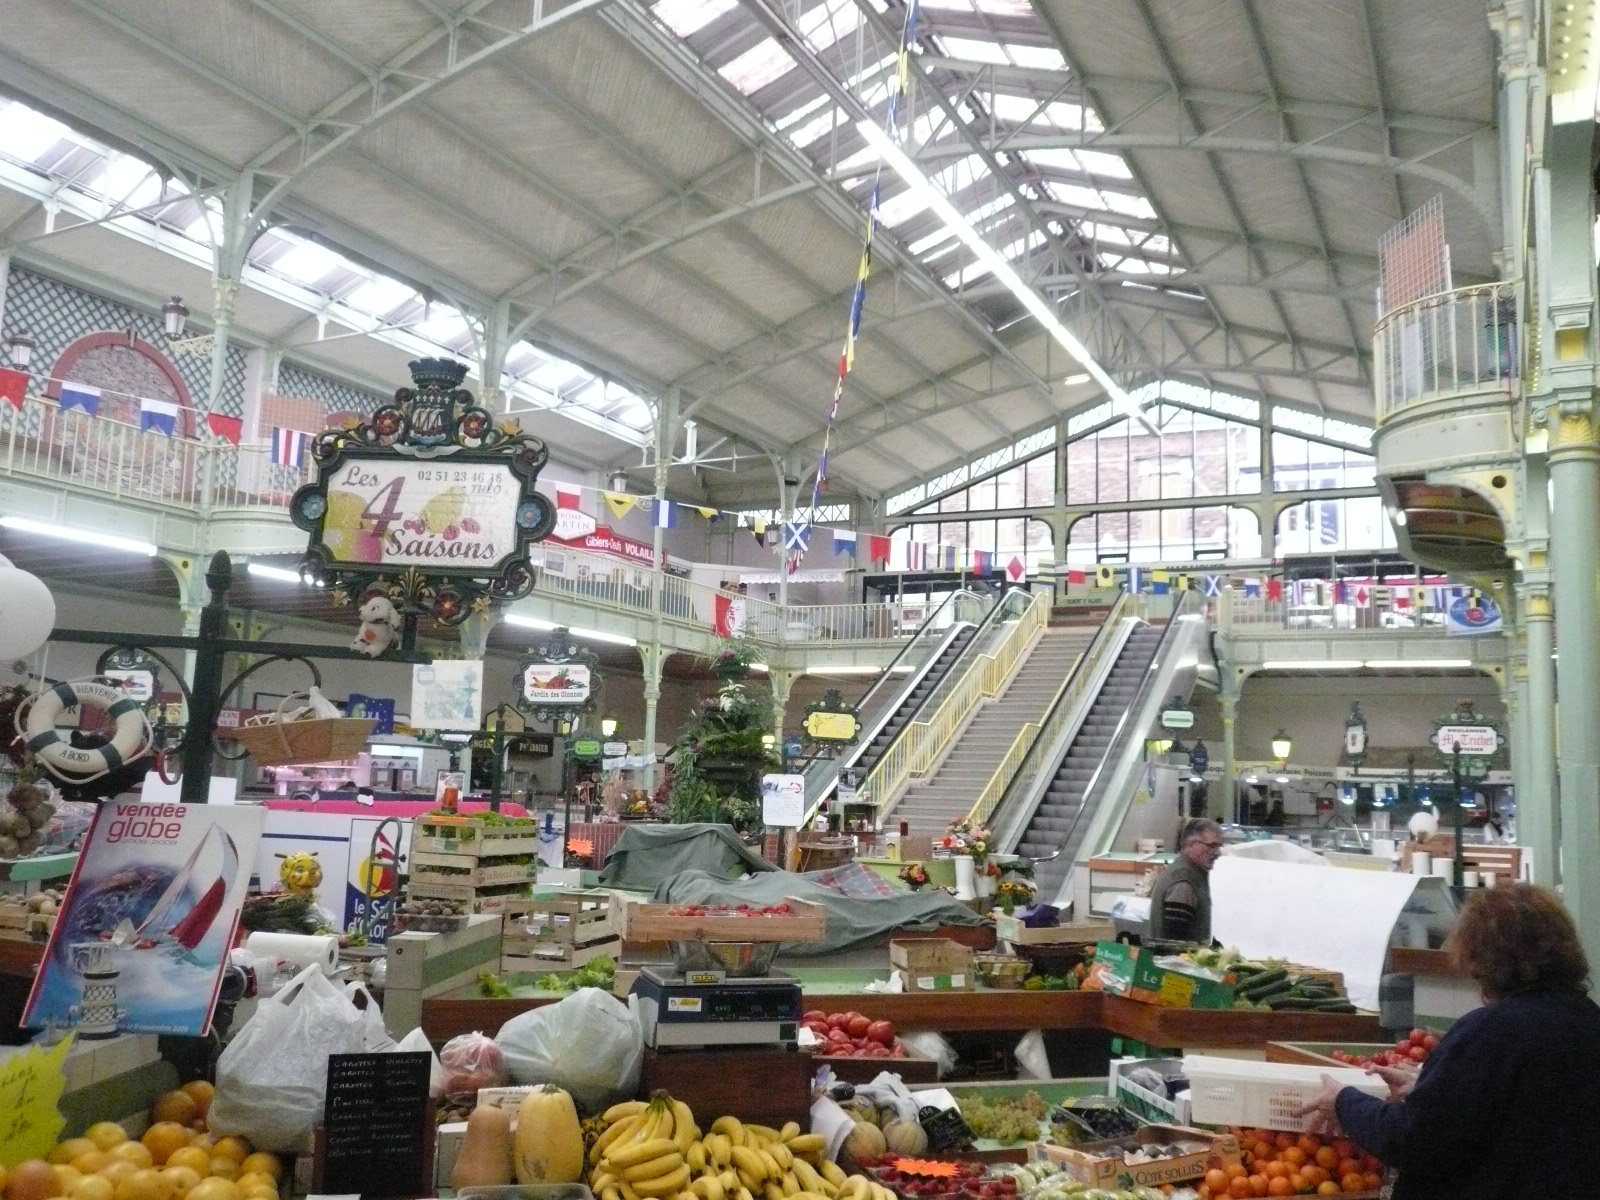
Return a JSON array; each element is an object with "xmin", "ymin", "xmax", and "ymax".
[{"xmin": 1148, "ymin": 818, "xmax": 1224, "ymax": 944}]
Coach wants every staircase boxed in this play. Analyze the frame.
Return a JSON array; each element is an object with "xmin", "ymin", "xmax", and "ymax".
[
  {"xmin": 852, "ymin": 626, "xmax": 978, "ymax": 777},
  {"xmin": 889, "ymin": 628, "xmax": 1094, "ymax": 840},
  {"xmin": 1015, "ymin": 622, "xmax": 1166, "ymax": 899}
]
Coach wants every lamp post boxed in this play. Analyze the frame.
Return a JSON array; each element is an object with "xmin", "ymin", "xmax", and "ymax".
[
  {"xmin": 1271, "ymin": 729, "xmax": 1293, "ymax": 764},
  {"xmin": 162, "ymin": 296, "xmax": 189, "ymax": 338},
  {"xmin": 601, "ymin": 716, "xmax": 619, "ymax": 738},
  {"xmin": 6, "ymin": 332, "xmax": 35, "ymax": 369}
]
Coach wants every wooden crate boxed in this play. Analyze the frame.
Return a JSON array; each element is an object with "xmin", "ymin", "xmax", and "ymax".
[
  {"xmin": 411, "ymin": 851, "xmax": 539, "ymax": 888},
  {"xmin": 809, "ymin": 1051, "xmax": 939, "ymax": 1083},
  {"xmin": 411, "ymin": 815, "xmax": 542, "ymax": 858},
  {"xmin": 890, "ymin": 937, "xmax": 974, "ymax": 991},
  {"xmin": 617, "ymin": 895, "xmax": 826, "ymax": 943},
  {"xmin": 408, "ymin": 880, "xmax": 533, "ymax": 912},
  {"xmin": 501, "ymin": 891, "xmax": 620, "ymax": 971},
  {"xmin": 995, "ymin": 914, "xmax": 1114, "ymax": 946}
]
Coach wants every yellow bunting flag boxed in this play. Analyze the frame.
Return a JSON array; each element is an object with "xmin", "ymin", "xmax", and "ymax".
[
  {"xmin": 1095, "ymin": 565, "xmax": 1115, "ymax": 588},
  {"xmin": 603, "ymin": 491, "xmax": 637, "ymax": 520},
  {"xmin": 696, "ymin": 507, "xmax": 720, "ymax": 521}
]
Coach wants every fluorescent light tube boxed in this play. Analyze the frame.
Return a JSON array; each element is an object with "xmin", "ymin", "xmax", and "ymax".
[
  {"xmin": 856, "ymin": 120, "xmax": 1149, "ymax": 428},
  {"xmin": 247, "ymin": 563, "xmax": 306, "ymax": 584},
  {"xmin": 1364, "ymin": 659, "xmax": 1475, "ymax": 670},
  {"xmin": 1062, "ymin": 373, "xmax": 1090, "ymax": 385},
  {"xmin": 504, "ymin": 614, "xmax": 558, "ymax": 630},
  {"xmin": 749, "ymin": 663, "xmax": 770, "ymax": 673},
  {"xmin": 0, "ymin": 515, "xmax": 157, "ymax": 556},
  {"xmin": 810, "ymin": 665, "xmax": 884, "ymax": 675},
  {"xmin": 1259, "ymin": 659, "xmax": 1364, "ymax": 670},
  {"xmin": 567, "ymin": 625, "xmax": 638, "ymax": 646}
]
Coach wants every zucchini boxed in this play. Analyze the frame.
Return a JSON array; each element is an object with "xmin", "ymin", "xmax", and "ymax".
[
  {"xmin": 1311, "ymin": 1000, "xmax": 1357, "ymax": 1013},
  {"xmin": 1237, "ymin": 967, "xmax": 1290, "ymax": 998},
  {"xmin": 1267, "ymin": 996, "xmax": 1329, "ymax": 1010}
]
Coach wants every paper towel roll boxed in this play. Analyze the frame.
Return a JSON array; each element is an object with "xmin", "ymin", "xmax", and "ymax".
[
  {"xmin": 244, "ymin": 931, "xmax": 339, "ymax": 972},
  {"xmin": 1410, "ymin": 851, "xmax": 1432, "ymax": 876}
]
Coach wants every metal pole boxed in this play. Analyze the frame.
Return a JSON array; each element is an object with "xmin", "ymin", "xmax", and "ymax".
[
  {"xmin": 488, "ymin": 707, "xmax": 506, "ymax": 813},
  {"xmin": 1521, "ymin": 584, "xmax": 1559, "ymax": 883},
  {"xmin": 643, "ymin": 390, "xmax": 677, "ymax": 790},
  {"xmin": 1452, "ymin": 744, "xmax": 1466, "ymax": 888},
  {"xmin": 179, "ymin": 551, "xmax": 233, "ymax": 803}
]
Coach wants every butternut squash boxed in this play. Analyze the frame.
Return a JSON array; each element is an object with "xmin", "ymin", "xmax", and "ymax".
[
  {"xmin": 451, "ymin": 1103, "xmax": 514, "ymax": 1189},
  {"xmin": 513, "ymin": 1084, "xmax": 584, "ymax": 1184}
]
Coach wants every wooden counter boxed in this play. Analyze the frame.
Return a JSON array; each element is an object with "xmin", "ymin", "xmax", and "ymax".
[
  {"xmin": 0, "ymin": 937, "xmax": 43, "ymax": 977},
  {"xmin": 1386, "ymin": 947, "xmax": 1460, "ymax": 977},
  {"xmin": 421, "ymin": 985, "xmax": 1380, "ymax": 1049}
]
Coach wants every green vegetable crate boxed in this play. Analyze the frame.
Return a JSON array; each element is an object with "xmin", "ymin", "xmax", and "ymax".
[
  {"xmin": 501, "ymin": 890, "xmax": 620, "ymax": 972},
  {"xmin": 1093, "ymin": 941, "xmax": 1235, "ymax": 1010},
  {"xmin": 412, "ymin": 813, "xmax": 542, "ymax": 857}
]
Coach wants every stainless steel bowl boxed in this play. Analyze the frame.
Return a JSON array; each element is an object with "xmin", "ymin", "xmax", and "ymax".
[{"xmin": 669, "ymin": 940, "xmax": 781, "ymax": 977}]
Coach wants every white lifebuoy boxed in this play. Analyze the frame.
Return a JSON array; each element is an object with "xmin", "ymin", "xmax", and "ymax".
[{"xmin": 20, "ymin": 679, "xmax": 152, "ymax": 780}]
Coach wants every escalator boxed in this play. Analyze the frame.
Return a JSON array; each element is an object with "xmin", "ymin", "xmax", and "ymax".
[
  {"xmin": 800, "ymin": 590, "xmax": 992, "ymax": 812},
  {"xmin": 994, "ymin": 591, "xmax": 1208, "ymax": 906}
]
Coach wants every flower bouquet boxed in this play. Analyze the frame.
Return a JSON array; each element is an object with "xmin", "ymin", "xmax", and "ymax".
[
  {"xmin": 995, "ymin": 877, "xmax": 1036, "ymax": 915},
  {"xmin": 898, "ymin": 862, "xmax": 930, "ymax": 892},
  {"xmin": 943, "ymin": 818, "xmax": 993, "ymax": 867}
]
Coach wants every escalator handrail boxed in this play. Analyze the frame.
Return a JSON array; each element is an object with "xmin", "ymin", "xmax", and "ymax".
[
  {"xmin": 801, "ymin": 587, "xmax": 991, "ymax": 811},
  {"xmin": 1027, "ymin": 589, "xmax": 1202, "ymax": 867},
  {"xmin": 988, "ymin": 588, "xmax": 1134, "ymax": 828},
  {"xmin": 902, "ymin": 586, "xmax": 1036, "ymax": 729}
]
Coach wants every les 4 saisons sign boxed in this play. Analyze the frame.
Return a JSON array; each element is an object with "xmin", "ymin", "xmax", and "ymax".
[{"xmin": 290, "ymin": 358, "xmax": 557, "ymax": 624}]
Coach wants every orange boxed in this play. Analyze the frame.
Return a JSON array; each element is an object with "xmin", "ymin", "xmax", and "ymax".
[
  {"xmin": 159, "ymin": 1170, "xmax": 200, "ymax": 1200},
  {"xmin": 1247, "ymin": 1176, "xmax": 1269, "ymax": 1197},
  {"xmin": 203, "ymin": 1143, "xmax": 247, "ymax": 1170},
  {"xmin": 108, "ymin": 1147, "xmax": 151, "ymax": 1171},
  {"xmin": 1339, "ymin": 1176, "xmax": 1365, "ymax": 1194},
  {"xmin": 178, "ymin": 1083, "xmax": 214, "ymax": 1122},
  {"xmin": 96, "ymin": 1165, "xmax": 138, "ymax": 1192},
  {"xmin": 85, "ymin": 1127, "xmax": 128, "ymax": 1154},
  {"xmin": 150, "ymin": 1095, "xmax": 198, "ymax": 1129},
  {"xmin": 51, "ymin": 1144, "xmax": 97, "ymax": 1169},
  {"xmin": 1205, "ymin": 1170, "xmax": 1230, "ymax": 1194},
  {"xmin": 70, "ymin": 1156, "xmax": 109, "ymax": 1179},
  {"xmin": 113, "ymin": 1169, "xmax": 172, "ymax": 1200},
  {"xmin": 185, "ymin": 1181, "xmax": 238, "ymax": 1200},
  {"xmin": 1296, "ymin": 1135, "xmax": 1321, "ymax": 1157},
  {"xmin": 1198, "ymin": 1186, "xmax": 1213, "ymax": 1200},
  {"xmin": 1253, "ymin": 1141, "xmax": 1274, "ymax": 1163},
  {"xmin": 1288, "ymin": 1174, "xmax": 1308, "ymax": 1194},
  {"xmin": 6, "ymin": 1161, "xmax": 61, "ymax": 1200},
  {"xmin": 1301, "ymin": 1166, "xmax": 1328, "ymax": 1187},
  {"xmin": 1281, "ymin": 1147, "xmax": 1307, "ymax": 1168},
  {"xmin": 1273, "ymin": 1132, "xmax": 1294, "ymax": 1151},
  {"xmin": 1227, "ymin": 1179, "xmax": 1251, "ymax": 1200},
  {"xmin": 1316, "ymin": 1185, "xmax": 1339, "ymax": 1197},
  {"xmin": 1313, "ymin": 1147, "xmax": 1338, "ymax": 1172},
  {"xmin": 1262, "ymin": 1163, "xmax": 1289, "ymax": 1180},
  {"xmin": 1225, "ymin": 1164, "xmax": 1249, "ymax": 1181},
  {"xmin": 203, "ymin": 1164, "xmax": 235, "ymax": 1184},
  {"xmin": 230, "ymin": 1163, "xmax": 275, "ymax": 1190},
  {"xmin": 140, "ymin": 1127, "xmax": 190, "ymax": 1169},
  {"xmin": 70, "ymin": 1179, "xmax": 114, "ymax": 1200},
  {"xmin": 1266, "ymin": 1179, "xmax": 1293, "ymax": 1198},
  {"xmin": 1337, "ymin": 1159, "xmax": 1362, "ymax": 1181},
  {"xmin": 1363, "ymin": 1174, "xmax": 1383, "ymax": 1191},
  {"xmin": 159, "ymin": 1155, "xmax": 205, "ymax": 1181}
]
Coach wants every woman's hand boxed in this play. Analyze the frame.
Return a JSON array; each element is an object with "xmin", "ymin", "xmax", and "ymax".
[
  {"xmin": 1366, "ymin": 1061, "xmax": 1419, "ymax": 1100},
  {"xmin": 1292, "ymin": 1076, "xmax": 1345, "ymax": 1137}
]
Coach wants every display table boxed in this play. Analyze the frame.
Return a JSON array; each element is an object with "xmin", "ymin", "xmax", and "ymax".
[
  {"xmin": 420, "ymin": 972, "xmax": 1382, "ymax": 1048},
  {"xmin": 0, "ymin": 852, "xmax": 77, "ymax": 883},
  {"xmin": 568, "ymin": 821, "xmax": 640, "ymax": 867}
]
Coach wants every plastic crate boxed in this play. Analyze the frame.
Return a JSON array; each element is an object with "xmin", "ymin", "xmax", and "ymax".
[
  {"xmin": 1183, "ymin": 1055, "xmax": 1387, "ymax": 1133},
  {"xmin": 1110, "ymin": 1057, "xmax": 1192, "ymax": 1126}
]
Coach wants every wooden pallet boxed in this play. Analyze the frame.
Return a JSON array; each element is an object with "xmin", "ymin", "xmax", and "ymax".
[
  {"xmin": 411, "ymin": 851, "xmax": 539, "ymax": 888},
  {"xmin": 616, "ymin": 895, "xmax": 826, "ymax": 943},
  {"xmin": 408, "ymin": 880, "xmax": 534, "ymax": 912}
]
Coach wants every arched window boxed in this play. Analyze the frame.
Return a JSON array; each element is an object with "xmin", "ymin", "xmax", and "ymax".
[
  {"xmin": 1068, "ymin": 506, "xmax": 1261, "ymax": 563},
  {"xmin": 1275, "ymin": 497, "xmax": 1396, "ymax": 556}
]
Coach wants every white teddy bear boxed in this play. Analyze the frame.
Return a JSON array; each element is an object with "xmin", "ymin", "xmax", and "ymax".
[{"xmin": 351, "ymin": 594, "xmax": 402, "ymax": 657}]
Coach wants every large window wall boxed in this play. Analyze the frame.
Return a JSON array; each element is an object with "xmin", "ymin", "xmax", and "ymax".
[{"xmin": 1068, "ymin": 506, "xmax": 1262, "ymax": 563}]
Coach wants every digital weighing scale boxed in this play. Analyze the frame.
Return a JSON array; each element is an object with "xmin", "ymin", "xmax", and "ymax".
[{"xmin": 631, "ymin": 965, "xmax": 802, "ymax": 1048}]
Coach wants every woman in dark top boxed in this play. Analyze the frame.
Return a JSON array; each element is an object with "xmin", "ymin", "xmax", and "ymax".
[{"xmin": 1296, "ymin": 883, "xmax": 1600, "ymax": 1200}]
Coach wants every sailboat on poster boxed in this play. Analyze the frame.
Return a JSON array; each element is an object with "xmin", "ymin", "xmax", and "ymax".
[{"xmin": 101, "ymin": 823, "xmax": 241, "ymax": 963}]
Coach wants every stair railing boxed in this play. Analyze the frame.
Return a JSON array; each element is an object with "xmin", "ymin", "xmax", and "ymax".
[
  {"xmin": 966, "ymin": 590, "xmax": 1132, "ymax": 828},
  {"xmin": 864, "ymin": 588, "xmax": 1045, "ymax": 827}
]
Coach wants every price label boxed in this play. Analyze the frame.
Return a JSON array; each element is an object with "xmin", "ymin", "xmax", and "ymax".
[{"xmin": 1157, "ymin": 972, "xmax": 1196, "ymax": 1007}]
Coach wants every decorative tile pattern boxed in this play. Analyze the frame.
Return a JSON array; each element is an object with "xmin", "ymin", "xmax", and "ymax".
[{"xmin": 276, "ymin": 362, "xmax": 384, "ymax": 424}]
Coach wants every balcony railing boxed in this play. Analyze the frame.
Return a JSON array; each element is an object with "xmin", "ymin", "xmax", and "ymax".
[
  {"xmin": 1374, "ymin": 282, "xmax": 1518, "ymax": 423},
  {"xmin": 1224, "ymin": 591, "xmax": 1448, "ymax": 632}
]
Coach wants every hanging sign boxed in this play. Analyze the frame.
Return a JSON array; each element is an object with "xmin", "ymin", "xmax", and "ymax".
[
  {"xmin": 1433, "ymin": 725, "xmax": 1499, "ymax": 757},
  {"xmin": 291, "ymin": 357, "xmax": 556, "ymax": 625},
  {"xmin": 1444, "ymin": 593, "xmax": 1503, "ymax": 636},
  {"xmin": 517, "ymin": 628, "xmax": 601, "ymax": 724},
  {"xmin": 803, "ymin": 688, "xmax": 862, "ymax": 744},
  {"xmin": 1160, "ymin": 709, "xmax": 1195, "ymax": 730},
  {"xmin": 571, "ymin": 738, "xmax": 602, "ymax": 760},
  {"xmin": 522, "ymin": 662, "xmax": 593, "ymax": 706}
]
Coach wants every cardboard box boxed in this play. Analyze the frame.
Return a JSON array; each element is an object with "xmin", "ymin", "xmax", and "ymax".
[
  {"xmin": 1031, "ymin": 1125, "xmax": 1242, "ymax": 1190},
  {"xmin": 890, "ymin": 938, "xmax": 974, "ymax": 991},
  {"xmin": 995, "ymin": 914, "xmax": 1114, "ymax": 946},
  {"xmin": 1093, "ymin": 941, "xmax": 1234, "ymax": 1010}
]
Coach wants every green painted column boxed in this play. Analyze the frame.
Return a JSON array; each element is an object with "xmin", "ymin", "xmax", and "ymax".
[
  {"xmin": 1549, "ymin": 412, "xmax": 1600, "ymax": 957},
  {"xmin": 1519, "ymin": 582, "xmax": 1558, "ymax": 884}
]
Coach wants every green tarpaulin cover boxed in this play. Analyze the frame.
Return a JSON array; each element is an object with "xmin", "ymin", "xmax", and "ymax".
[{"xmin": 597, "ymin": 822, "xmax": 774, "ymax": 889}]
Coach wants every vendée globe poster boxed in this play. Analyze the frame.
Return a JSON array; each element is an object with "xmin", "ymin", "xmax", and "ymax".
[{"xmin": 24, "ymin": 802, "xmax": 265, "ymax": 1037}]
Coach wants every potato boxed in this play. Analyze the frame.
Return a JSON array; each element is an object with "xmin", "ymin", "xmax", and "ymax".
[{"xmin": 0, "ymin": 835, "xmax": 19, "ymax": 858}]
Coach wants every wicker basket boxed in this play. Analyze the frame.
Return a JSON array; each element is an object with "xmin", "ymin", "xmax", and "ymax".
[
  {"xmin": 230, "ymin": 692, "xmax": 376, "ymax": 767},
  {"xmin": 972, "ymin": 951, "xmax": 1031, "ymax": 989}
]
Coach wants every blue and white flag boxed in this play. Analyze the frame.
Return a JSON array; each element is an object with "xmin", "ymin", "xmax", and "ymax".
[
  {"xmin": 782, "ymin": 520, "xmax": 810, "ymax": 555},
  {"xmin": 1203, "ymin": 575, "xmax": 1223, "ymax": 597},
  {"xmin": 58, "ymin": 382, "xmax": 100, "ymax": 416},
  {"xmin": 1126, "ymin": 566, "xmax": 1143, "ymax": 593},
  {"xmin": 139, "ymin": 398, "xmax": 178, "ymax": 436},
  {"xmin": 832, "ymin": 530, "xmax": 857, "ymax": 557},
  {"xmin": 654, "ymin": 499, "xmax": 677, "ymax": 529}
]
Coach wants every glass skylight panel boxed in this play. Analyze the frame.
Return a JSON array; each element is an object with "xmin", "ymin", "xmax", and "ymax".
[
  {"xmin": 801, "ymin": 0, "xmax": 863, "ymax": 54},
  {"xmin": 652, "ymin": 0, "xmax": 739, "ymax": 37},
  {"xmin": 720, "ymin": 37, "xmax": 794, "ymax": 94},
  {"xmin": 938, "ymin": 37, "xmax": 1012, "ymax": 64},
  {"xmin": 1097, "ymin": 192, "xmax": 1157, "ymax": 219},
  {"xmin": 1006, "ymin": 44, "xmax": 1067, "ymax": 70},
  {"xmin": 343, "ymin": 276, "xmax": 416, "ymax": 317},
  {"xmin": 1076, "ymin": 149, "xmax": 1133, "ymax": 179},
  {"xmin": 0, "ymin": 104, "xmax": 74, "ymax": 161},
  {"xmin": 271, "ymin": 238, "xmax": 348, "ymax": 287}
]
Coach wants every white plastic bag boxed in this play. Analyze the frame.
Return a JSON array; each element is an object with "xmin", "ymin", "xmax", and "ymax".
[
  {"xmin": 1013, "ymin": 1030, "xmax": 1051, "ymax": 1081},
  {"xmin": 899, "ymin": 1031, "xmax": 958, "ymax": 1079},
  {"xmin": 346, "ymin": 981, "xmax": 397, "ymax": 1052},
  {"xmin": 496, "ymin": 988, "xmax": 643, "ymax": 1110},
  {"xmin": 209, "ymin": 963, "xmax": 366, "ymax": 1150},
  {"xmin": 394, "ymin": 1027, "xmax": 446, "ymax": 1098}
]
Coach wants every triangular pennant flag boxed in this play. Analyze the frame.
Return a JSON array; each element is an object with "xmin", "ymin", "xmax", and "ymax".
[
  {"xmin": 654, "ymin": 499, "xmax": 677, "ymax": 528},
  {"xmin": 140, "ymin": 398, "xmax": 178, "ymax": 435},
  {"xmin": 59, "ymin": 382, "xmax": 101, "ymax": 416},
  {"xmin": 697, "ymin": 507, "xmax": 720, "ymax": 521},
  {"xmin": 1266, "ymin": 579, "xmax": 1283, "ymax": 601},
  {"xmin": 833, "ymin": 530, "xmax": 857, "ymax": 556},
  {"xmin": 0, "ymin": 368, "xmax": 26, "ymax": 411},
  {"xmin": 603, "ymin": 490, "xmax": 638, "ymax": 520},
  {"xmin": 1243, "ymin": 578, "xmax": 1262, "ymax": 598},
  {"xmin": 1095, "ymin": 565, "xmax": 1115, "ymax": 589},
  {"xmin": 868, "ymin": 534, "xmax": 891, "ymax": 566},
  {"xmin": 206, "ymin": 413, "xmax": 242, "ymax": 445}
]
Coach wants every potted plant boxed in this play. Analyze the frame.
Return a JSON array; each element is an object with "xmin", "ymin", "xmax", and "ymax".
[{"xmin": 706, "ymin": 637, "xmax": 761, "ymax": 682}]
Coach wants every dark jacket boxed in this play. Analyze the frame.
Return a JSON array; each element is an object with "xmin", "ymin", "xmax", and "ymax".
[
  {"xmin": 1335, "ymin": 988, "xmax": 1600, "ymax": 1200},
  {"xmin": 1147, "ymin": 856, "xmax": 1211, "ymax": 944}
]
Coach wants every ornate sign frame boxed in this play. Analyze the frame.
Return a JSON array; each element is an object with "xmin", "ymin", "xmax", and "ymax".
[
  {"xmin": 290, "ymin": 357, "xmax": 556, "ymax": 624},
  {"xmin": 516, "ymin": 627, "xmax": 602, "ymax": 725},
  {"xmin": 803, "ymin": 688, "xmax": 862, "ymax": 745}
]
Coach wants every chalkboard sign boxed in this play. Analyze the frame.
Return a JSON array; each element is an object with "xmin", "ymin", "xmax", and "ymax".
[{"xmin": 316, "ymin": 1052, "xmax": 433, "ymax": 1198}]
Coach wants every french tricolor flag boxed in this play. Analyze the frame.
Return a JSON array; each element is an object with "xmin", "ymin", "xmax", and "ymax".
[{"xmin": 270, "ymin": 427, "xmax": 309, "ymax": 467}]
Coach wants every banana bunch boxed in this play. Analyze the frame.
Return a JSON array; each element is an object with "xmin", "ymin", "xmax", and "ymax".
[{"xmin": 588, "ymin": 1098, "xmax": 895, "ymax": 1200}]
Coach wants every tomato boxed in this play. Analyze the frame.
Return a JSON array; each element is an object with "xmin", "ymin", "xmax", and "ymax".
[
  {"xmin": 847, "ymin": 1014, "xmax": 872, "ymax": 1037},
  {"xmin": 867, "ymin": 1019, "xmax": 896, "ymax": 1045},
  {"xmin": 1407, "ymin": 1045, "xmax": 1427, "ymax": 1062},
  {"xmin": 828, "ymin": 1013, "xmax": 850, "ymax": 1030},
  {"xmin": 803, "ymin": 1010, "xmax": 828, "ymax": 1024},
  {"xmin": 1422, "ymin": 1033, "xmax": 1440, "ymax": 1050}
]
